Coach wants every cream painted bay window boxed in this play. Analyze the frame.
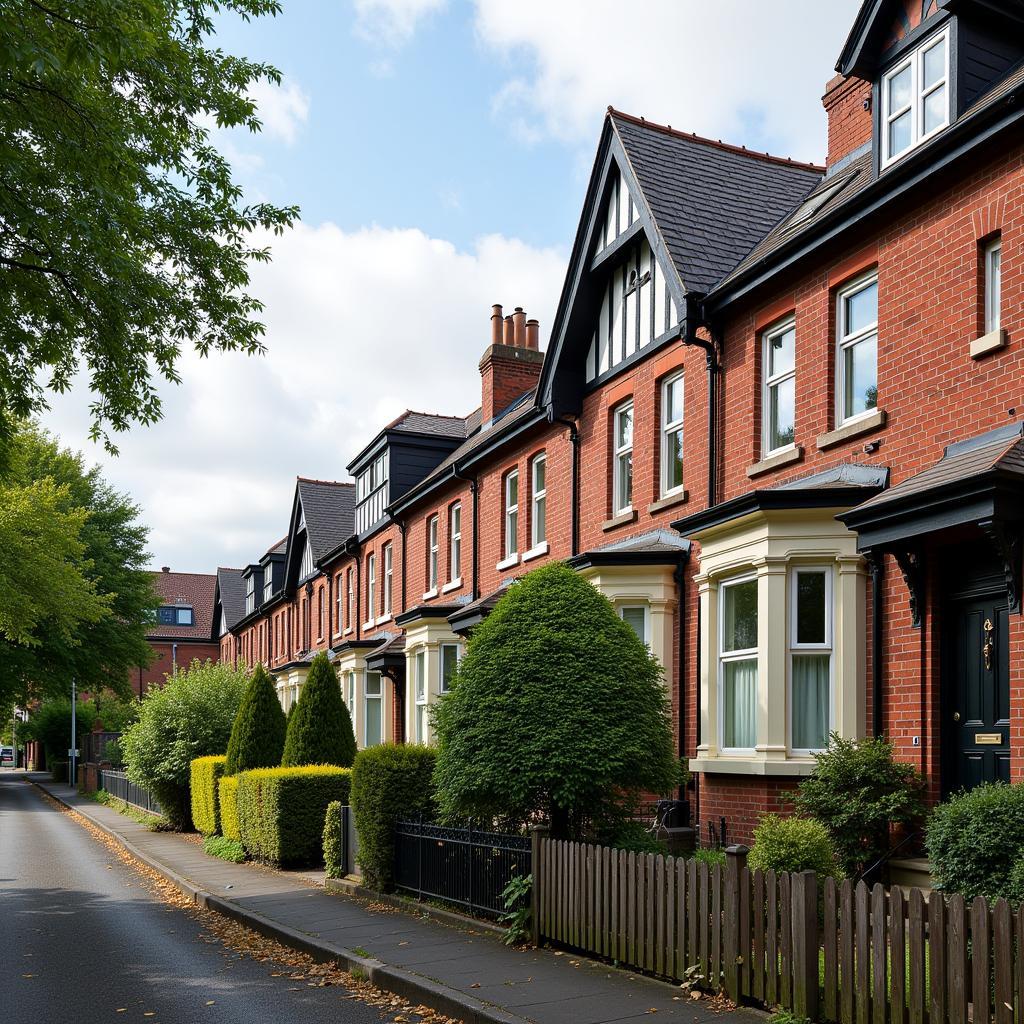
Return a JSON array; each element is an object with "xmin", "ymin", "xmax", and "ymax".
[
  {"xmin": 762, "ymin": 318, "xmax": 796, "ymax": 455},
  {"xmin": 837, "ymin": 274, "xmax": 878, "ymax": 425},
  {"xmin": 720, "ymin": 576, "xmax": 758, "ymax": 751},
  {"xmin": 613, "ymin": 401, "xmax": 633, "ymax": 514},
  {"xmin": 619, "ymin": 604, "xmax": 648, "ymax": 645},
  {"xmin": 661, "ymin": 374, "xmax": 684, "ymax": 496},
  {"xmin": 790, "ymin": 568, "xmax": 833, "ymax": 753},
  {"xmin": 414, "ymin": 649, "xmax": 427, "ymax": 742},
  {"xmin": 440, "ymin": 642, "xmax": 459, "ymax": 693},
  {"xmin": 364, "ymin": 671, "xmax": 383, "ymax": 747}
]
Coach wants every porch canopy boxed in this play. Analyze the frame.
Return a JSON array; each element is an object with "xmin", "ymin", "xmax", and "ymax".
[{"xmin": 839, "ymin": 422, "xmax": 1024, "ymax": 616}]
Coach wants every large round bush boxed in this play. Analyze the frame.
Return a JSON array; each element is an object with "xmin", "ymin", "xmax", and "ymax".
[
  {"xmin": 121, "ymin": 659, "xmax": 247, "ymax": 829},
  {"xmin": 748, "ymin": 814, "xmax": 842, "ymax": 879},
  {"xmin": 432, "ymin": 562, "xmax": 680, "ymax": 838},
  {"xmin": 927, "ymin": 782, "xmax": 1024, "ymax": 900}
]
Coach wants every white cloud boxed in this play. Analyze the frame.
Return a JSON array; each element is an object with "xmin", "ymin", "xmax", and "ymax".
[
  {"xmin": 353, "ymin": 0, "xmax": 447, "ymax": 47},
  {"xmin": 247, "ymin": 78, "xmax": 310, "ymax": 146},
  {"xmin": 473, "ymin": 0, "xmax": 861, "ymax": 163},
  {"xmin": 40, "ymin": 222, "xmax": 566, "ymax": 574}
]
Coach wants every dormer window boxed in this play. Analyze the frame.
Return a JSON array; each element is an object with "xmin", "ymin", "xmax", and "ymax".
[
  {"xmin": 263, "ymin": 571, "xmax": 274, "ymax": 603},
  {"xmin": 158, "ymin": 605, "xmax": 194, "ymax": 627},
  {"xmin": 355, "ymin": 452, "xmax": 388, "ymax": 533},
  {"xmin": 245, "ymin": 575, "xmax": 256, "ymax": 615},
  {"xmin": 881, "ymin": 27, "xmax": 949, "ymax": 167}
]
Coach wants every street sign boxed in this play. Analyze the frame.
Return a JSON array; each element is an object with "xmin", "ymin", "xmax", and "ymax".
[{"xmin": 68, "ymin": 748, "xmax": 80, "ymax": 757}]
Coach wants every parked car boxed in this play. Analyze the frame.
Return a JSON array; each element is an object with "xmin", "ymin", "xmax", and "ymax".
[{"xmin": 0, "ymin": 746, "xmax": 15, "ymax": 768}]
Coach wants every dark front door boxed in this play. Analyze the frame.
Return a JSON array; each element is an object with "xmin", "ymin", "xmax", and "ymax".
[{"xmin": 945, "ymin": 596, "xmax": 1011, "ymax": 794}]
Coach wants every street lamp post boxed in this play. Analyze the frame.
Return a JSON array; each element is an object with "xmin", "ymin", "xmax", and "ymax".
[{"xmin": 69, "ymin": 676, "xmax": 77, "ymax": 787}]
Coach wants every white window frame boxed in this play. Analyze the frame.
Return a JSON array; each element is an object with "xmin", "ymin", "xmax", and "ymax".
[
  {"xmin": 428, "ymin": 516, "xmax": 439, "ymax": 592},
  {"xmin": 660, "ymin": 373, "xmax": 685, "ymax": 497},
  {"xmin": 504, "ymin": 470, "xmax": 519, "ymax": 558},
  {"xmin": 985, "ymin": 237, "xmax": 1002, "ymax": 334},
  {"xmin": 335, "ymin": 574, "xmax": 343, "ymax": 634},
  {"xmin": 881, "ymin": 27, "xmax": 950, "ymax": 168},
  {"xmin": 619, "ymin": 604, "xmax": 649, "ymax": 646},
  {"xmin": 345, "ymin": 670, "xmax": 356, "ymax": 717},
  {"xmin": 346, "ymin": 570, "xmax": 354, "ymax": 633},
  {"xmin": 718, "ymin": 573, "xmax": 759, "ymax": 755},
  {"xmin": 414, "ymin": 649, "xmax": 428, "ymax": 743},
  {"xmin": 449, "ymin": 503, "xmax": 461, "ymax": 583},
  {"xmin": 364, "ymin": 671, "xmax": 383, "ymax": 747},
  {"xmin": 761, "ymin": 317, "xmax": 796, "ymax": 458},
  {"xmin": 836, "ymin": 272, "xmax": 879, "ymax": 427},
  {"xmin": 788, "ymin": 566, "xmax": 834, "ymax": 755},
  {"xmin": 366, "ymin": 553, "xmax": 376, "ymax": 624},
  {"xmin": 612, "ymin": 401, "xmax": 634, "ymax": 515},
  {"xmin": 530, "ymin": 454, "xmax": 547, "ymax": 548},
  {"xmin": 439, "ymin": 642, "xmax": 460, "ymax": 694},
  {"xmin": 382, "ymin": 543, "xmax": 393, "ymax": 617}
]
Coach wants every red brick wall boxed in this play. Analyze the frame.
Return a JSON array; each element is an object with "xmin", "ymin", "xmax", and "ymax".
[
  {"xmin": 823, "ymin": 74, "xmax": 873, "ymax": 170},
  {"xmin": 136, "ymin": 640, "xmax": 219, "ymax": 694}
]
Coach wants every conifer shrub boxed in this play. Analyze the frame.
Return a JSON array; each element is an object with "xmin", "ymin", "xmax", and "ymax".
[
  {"xmin": 237, "ymin": 765, "xmax": 351, "ymax": 866},
  {"xmin": 281, "ymin": 651, "xmax": 356, "ymax": 768},
  {"xmin": 748, "ymin": 814, "xmax": 842, "ymax": 879},
  {"xmin": 225, "ymin": 664, "xmax": 286, "ymax": 775},
  {"xmin": 432, "ymin": 562, "xmax": 680, "ymax": 838},
  {"xmin": 323, "ymin": 801, "xmax": 346, "ymax": 879},
  {"xmin": 190, "ymin": 755, "xmax": 227, "ymax": 836},
  {"xmin": 219, "ymin": 775, "xmax": 241, "ymax": 841},
  {"xmin": 351, "ymin": 744, "xmax": 437, "ymax": 891}
]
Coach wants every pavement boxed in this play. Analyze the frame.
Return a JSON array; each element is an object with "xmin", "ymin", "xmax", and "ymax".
[{"xmin": 13, "ymin": 771, "xmax": 759, "ymax": 1024}]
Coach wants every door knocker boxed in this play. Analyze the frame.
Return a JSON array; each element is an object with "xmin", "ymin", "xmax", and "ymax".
[{"xmin": 983, "ymin": 618, "xmax": 994, "ymax": 671}]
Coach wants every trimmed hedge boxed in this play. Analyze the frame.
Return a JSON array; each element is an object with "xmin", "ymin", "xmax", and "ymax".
[
  {"xmin": 225, "ymin": 664, "xmax": 286, "ymax": 775},
  {"xmin": 237, "ymin": 766, "xmax": 351, "ymax": 866},
  {"xmin": 282, "ymin": 651, "xmax": 356, "ymax": 768},
  {"xmin": 190, "ymin": 755, "xmax": 227, "ymax": 836},
  {"xmin": 927, "ymin": 781, "xmax": 1024, "ymax": 899},
  {"xmin": 351, "ymin": 744, "xmax": 437, "ymax": 891},
  {"xmin": 219, "ymin": 775, "xmax": 241, "ymax": 842},
  {"xmin": 748, "ymin": 814, "xmax": 842, "ymax": 879},
  {"xmin": 323, "ymin": 801, "xmax": 345, "ymax": 879}
]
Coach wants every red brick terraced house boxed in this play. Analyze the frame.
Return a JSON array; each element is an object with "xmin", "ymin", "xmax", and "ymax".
[
  {"xmin": 214, "ymin": 0, "xmax": 1024, "ymax": 845},
  {"xmin": 137, "ymin": 568, "xmax": 219, "ymax": 695}
]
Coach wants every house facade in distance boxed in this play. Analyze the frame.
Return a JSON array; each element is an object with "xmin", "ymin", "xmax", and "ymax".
[{"xmin": 215, "ymin": 0, "xmax": 1024, "ymax": 843}]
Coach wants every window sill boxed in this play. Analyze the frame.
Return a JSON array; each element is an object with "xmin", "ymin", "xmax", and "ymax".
[
  {"xmin": 441, "ymin": 578, "xmax": 462, "ymax": 594},
  {"xmin": 421, "ymin": 589, "xmax": 438, "ymax": 601},
  {"xmin": 522, "ymin": 542, "xmax": 549, "ymax": 562},
  {"xmin": 971, "ymin": 328, "xmax": 1006, "ymax": 359},
  {"xmin": 688, "ymin": 756, "xmax": 819, "ymax": 778},
  {"xmin": 343, "ymin": 627, "xmax": 353, "ymax": 637},
  {"xmin": 648, "ymin": 490, "xmax": 688, "ymax": 515},
  {"xmin": 375, "ymin": 614, "xmax": 392, "ymax": 626},
  {"xmin": 602, "ymin": 508, "xmax": 638, "ymax": 532},
  {"xmin": 816, "ymin": 408, "xmax": 886, "ymax": 450},
  {"xmin": 496, "ymin": 553, "xmax": 520, "ymax": 572},
  {"xmin": 747, "ymin": 445, "xmax": 803, "ymax": 479},
  {"xmin": 361, "ymin": 621, "xmax": 375, "ymax": 631}
]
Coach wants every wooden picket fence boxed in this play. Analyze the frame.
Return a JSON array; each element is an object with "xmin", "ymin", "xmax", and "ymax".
[{"xmin": 532, "ymin": 837, "xmax": 1024, "ymax": 1024}]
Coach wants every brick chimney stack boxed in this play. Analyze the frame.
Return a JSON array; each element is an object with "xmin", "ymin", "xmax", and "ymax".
[
  {"xmin": 480, "ymin": 303, "xmax": 545, "ymax": 426},
  {"xmin": 822, "ymin": 72, "xmax": 873, "ymax": 171}
]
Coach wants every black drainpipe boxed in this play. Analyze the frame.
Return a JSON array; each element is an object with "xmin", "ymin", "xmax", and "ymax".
[
  {"xmin": 684, "ymin": 296, "xmax": 720, "ymax": 508},
  {"xmin": 870, "ymin": 552, "xmax": 884, "ymax": 736},
  {"xmin": 550, "ymin": 413, "xmax": 580, "ymax": 557},
  {"xmin": 452, "ymin": 464, "xmax": 479, "ymax": 601}
]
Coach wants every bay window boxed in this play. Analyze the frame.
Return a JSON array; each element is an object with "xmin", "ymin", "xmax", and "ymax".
[
  {"xmin": 619, "ymin": 604, "xmax": 648, "ymax": 645},
  {"xmin": 440, "ymin": 643, "xmax": 459, "ymax": 694},
  {"xmin": 836, "ymin": 274, "xmax": 878, "ymax": 425},
  {"xmin": 790, "ymin": 568, "xmax": 833, "ymax": 753},
  {"xmin": 762, "ymin": 318, "xmax": 796, "ymax": 455},
  {"xmin": 719, "ymin": 576, "xmax": 758, "ymax": 751},
  {"xmin": 612, "ymin": 401, "xmax": 633, "ymax": 514},
  {"xmin": 661, "ymin": 374, "xmax": 684, "ymax": 496},
  {"xmin": 364, "ymin": 672, "xmax": 383, "ymax": 747},
  {"xmin": 414, "ymin": 650, "xmax": 427, "ymax": 743}
]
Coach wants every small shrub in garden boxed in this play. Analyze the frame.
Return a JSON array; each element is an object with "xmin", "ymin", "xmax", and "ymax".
[
  {"xmin": 351, "ymin": 744, "xmax": 437, "ymax": 891},
  {"xmin": 282, "ymin": 651, "xmax": 356, "ymax": 768},
  {"xmin": 219, "ymin": 775, "xmax": 241, "ymax": 842},
  {"xmin": 693, "ymin": 848, "xmax": 726, "ymax": 869},
  {"xmin": 323, "ymin": 801, "xmax": 346, "ymax": 879},
  {"xmin": 237, "ymin": 766, "xmax": 351, "ymax": 866},
  {"xmin": 748, "ymin": 815, "xmax": 842, "ymax": 879},
  {"xmin": 190, "ymin": 755, "xmax": 226, "ymax": 836},
  {"xmin": 203, "ymin": 834, "xmax": 246, "ymax": 863},
  {"xmin": 596, "ymin": 818, "xmax": 665, "ymax": 854},
  {"xmin": 795, "ymin": 734, "xmax": 924, "ymax": 877},
  {"xmin": 225, "ymin": 663, "xmax": 286, "ymax": 775},
  {"xmin": 1008, "ymin": 853, "xmax": 1024, "ymax": 904},
  {"xmin": 927, "ymin": 782, "xmax": 1024, "ymax": 900}
]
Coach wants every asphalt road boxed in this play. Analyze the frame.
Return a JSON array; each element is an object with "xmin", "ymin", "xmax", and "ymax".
[{"xmin": 0, "ymin": 772, "xmax": 404, "ymax": 1024}]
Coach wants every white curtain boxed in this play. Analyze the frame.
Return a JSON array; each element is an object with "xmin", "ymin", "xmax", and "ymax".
[
  {"xmin": 792, "ymin": 654, "xmax": 829, "ymax": 750},
  {"xmin": 724, "ymin": 659, "xmax": 757, "ymax": 748}
]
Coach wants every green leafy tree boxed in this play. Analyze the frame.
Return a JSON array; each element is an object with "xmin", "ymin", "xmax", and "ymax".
[
  {"xmin": 0, "ymin": 0, "xmax": 297, "ymax": 450},
  {"xmin": 281, "ymin": 651, "xmax": 355, "ymax": 768},
  {"xmin": 225, "ymin": 663, "xmax": 286, "ymax": 775},
  {"xmin": 121, "ymin": 659, "xmax": 247, "ymax": 829},
  {"xmin": 432, "ymin": 562, "xmax": 680, "ymax": 839},
  {"xmin": 0, "ymin": 423, "xmax": 156, "ymax": 709},
  {"xmin": 795, "ymin": 734, "xmax": 925, "ymax": 878}
]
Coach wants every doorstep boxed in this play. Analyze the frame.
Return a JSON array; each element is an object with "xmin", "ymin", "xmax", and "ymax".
[
  {"xmin": 888, "ymin": 857, "xmax": 933, "ymax": 892},
  {"xmin": 29, "ymin": 775, "xmax": 758, "ymax": 1024}
]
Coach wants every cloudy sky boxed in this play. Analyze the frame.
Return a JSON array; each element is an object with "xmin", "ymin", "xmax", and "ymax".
[{"xmin": 42, "ymin": 0, "xmax": 861, "ymax": 574}]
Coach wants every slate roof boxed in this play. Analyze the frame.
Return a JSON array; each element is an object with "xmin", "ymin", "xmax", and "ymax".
[
  {"xmin": 610, "ymin": 110, "xmax": 824, "ymax": 295},
  {"xmin": 388, "ymin": 410, "xmax": 476, "ymax": 439},
  {"xmin": 296, "ymin": 479, "xmax": 355, "ymax": 563},
  {"xmin": 148, "ymin": 570, "xmax": 217, "ymax": 641},
  {"xmin": 215, "ymin": 567, "xmax": 247, "ymax": 632},
  {"xmin": 264, "ymin": 537, "xmax": 287, "ymax": 557}
]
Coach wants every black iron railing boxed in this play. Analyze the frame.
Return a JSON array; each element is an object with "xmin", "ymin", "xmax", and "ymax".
[
  {"xmin": 393, "ymin": 818, "xmax": 531, "ymax": 919},
  {"xmin": 99, "ymin": 769, "xmax": 162, "ymax": 816}
]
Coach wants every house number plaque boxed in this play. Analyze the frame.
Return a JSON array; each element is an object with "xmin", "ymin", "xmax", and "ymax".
[{"xmin": 975, "ymin": 733, "xmax": 1002, "ymax": 745}]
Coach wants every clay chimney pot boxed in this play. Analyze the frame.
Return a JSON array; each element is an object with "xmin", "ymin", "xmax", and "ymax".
[
  {"xmin": 526, "ymin": 318, "xmax": 540, "ymax": 351},
  {"xmin": 503, "ymin": 315, "xmax": 515, "ymax": 347},
  {"xmin": 490, "ymin": 304, "xmax": 503, "ymax": 346},
  {"xmin": 512, "ymin": 307, "xmax": 527, "ymax": 348}
]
